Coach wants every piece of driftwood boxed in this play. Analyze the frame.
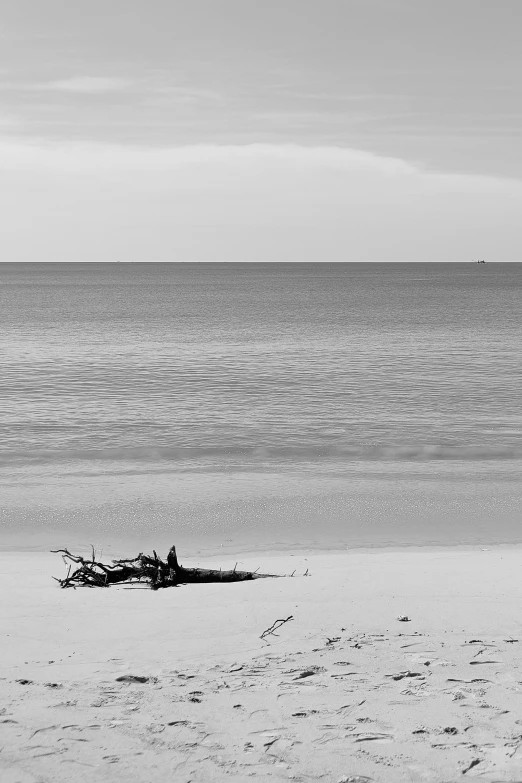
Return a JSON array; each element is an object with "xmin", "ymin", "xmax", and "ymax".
[
  {"xmin": 260, "ymin": 615, "xmax": 294, "ymax": 640},
  {"xmin": 52, "ymin": 545, "xmax": 280, "ymax": 589}
]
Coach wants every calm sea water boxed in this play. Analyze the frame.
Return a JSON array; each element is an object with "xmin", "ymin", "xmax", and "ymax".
[{"xmin": 1, "ymin": 263, "xmax": 521, "ymax": 555}]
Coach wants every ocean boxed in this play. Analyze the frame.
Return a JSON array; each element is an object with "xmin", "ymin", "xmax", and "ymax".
[{"xmin": 1, "ymin": 262, "xmax": 521, "ymax": 556}]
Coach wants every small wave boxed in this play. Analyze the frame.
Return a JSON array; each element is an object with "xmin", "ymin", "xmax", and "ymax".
[{"xmin": 1, "ymin": 443, "xmax": 522, "ymax": 465}]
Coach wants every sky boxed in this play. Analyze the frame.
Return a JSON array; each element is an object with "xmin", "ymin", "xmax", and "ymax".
[{"xmin": 1, "ymin": 0, "xmax": 521, "ymax": 262}]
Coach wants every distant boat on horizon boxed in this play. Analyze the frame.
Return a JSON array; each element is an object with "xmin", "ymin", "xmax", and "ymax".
[{"xmin": 476, "ymin": 259, "xmax": 486, "ymax": 264}]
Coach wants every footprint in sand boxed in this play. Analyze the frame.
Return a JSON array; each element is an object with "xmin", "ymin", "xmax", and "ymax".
[
  {"xmin": 352, "ymin": 732, "xmax": 394, "ymax": 744},
  {"xmin": 385, "ymin": 671, "xmax": 424, "ymax": 681},
  {"xmin": 469, "ymin": 660, "xmax": 502, "ymax": 666},
  {"xmin": 115, "ymin": 675, "xmax": 153, "ymax": 683}
]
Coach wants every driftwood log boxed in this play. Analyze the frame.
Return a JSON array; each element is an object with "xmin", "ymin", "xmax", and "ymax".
[{"xmin": 52, "ymin": 545, "xmax": 280, "ymax": 589}]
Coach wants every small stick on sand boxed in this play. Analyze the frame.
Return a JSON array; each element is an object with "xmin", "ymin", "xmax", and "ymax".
[{"xmin": 260, "ymin": 616, "xmax": 294, "ymax": 640}]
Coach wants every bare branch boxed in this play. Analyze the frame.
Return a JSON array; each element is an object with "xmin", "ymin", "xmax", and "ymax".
[{"xmin": 260, "ymin": 616, "xmax": 294, "ymax": 640}]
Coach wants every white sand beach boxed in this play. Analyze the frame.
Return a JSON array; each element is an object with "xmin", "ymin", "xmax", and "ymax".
[{"xmin": 2, "ymin": 546, "xmax": 522, "ymax": 782}]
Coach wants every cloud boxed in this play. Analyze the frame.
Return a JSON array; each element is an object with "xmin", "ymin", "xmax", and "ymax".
[
  {"xmin": 150, "ymin": 85, "xmax": 224, "ymax": 102},
  {"xmin": 0, "ymin": 113, "xmax": 19, "ymax": 128},
  {"xmin": 0, "ymin": 138, "xmax": 418, "ymax": 174},
  {"xmin": 38, "ymin": 76, "xmax": 131, "ymax": 93},
  {"xmin": 0, "ymin": 136, "xmax": 520, "ymax": 263}
]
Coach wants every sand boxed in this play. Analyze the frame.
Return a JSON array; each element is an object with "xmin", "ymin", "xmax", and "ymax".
[{"xmin": 1, "ymin": 546, "xmax": 522, "ymax": 782}]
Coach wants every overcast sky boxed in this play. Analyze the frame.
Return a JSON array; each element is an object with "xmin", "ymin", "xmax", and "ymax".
[{"xmin": 1, "ymin": 0, "xmax": 521, "ymax": 262}]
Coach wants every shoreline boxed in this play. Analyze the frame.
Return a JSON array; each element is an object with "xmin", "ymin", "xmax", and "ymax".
[{"xmin": 3, "ymin": 529, "xmax": 522, "ymax": 559}]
